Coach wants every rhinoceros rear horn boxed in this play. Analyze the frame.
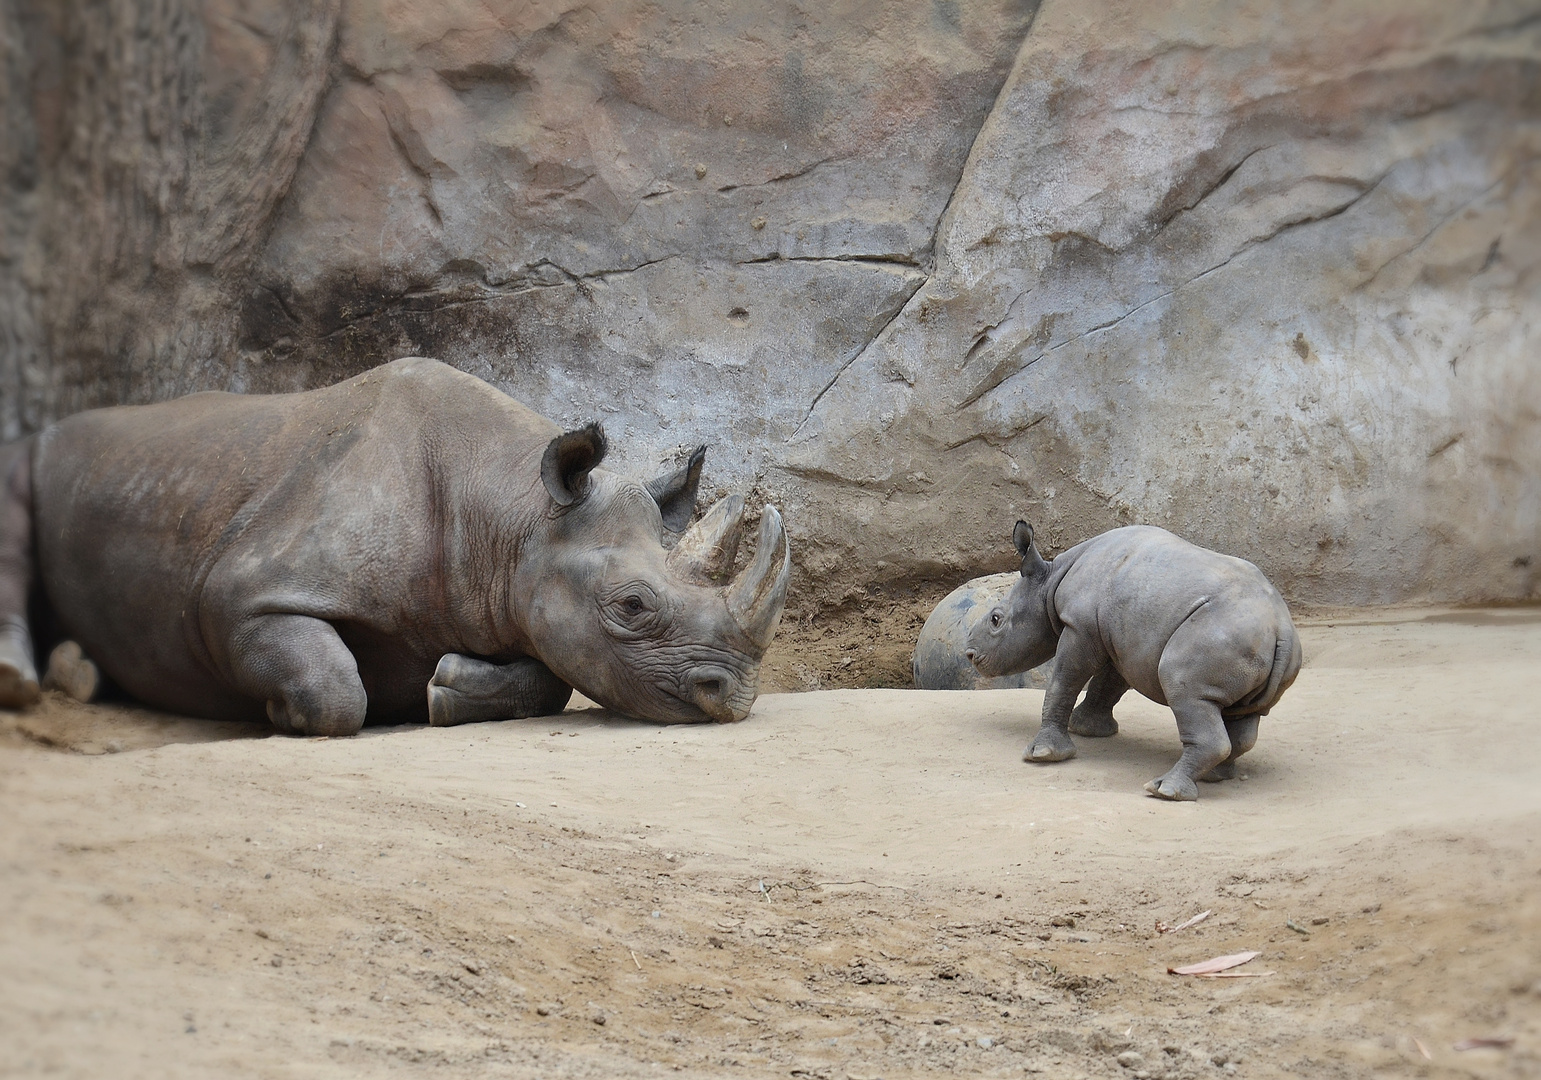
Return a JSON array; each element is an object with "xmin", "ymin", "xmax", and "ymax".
[
  {"xmin": 667, "ymin": 494, "xmax": 745, "ymax": 584},
  {"xmin": 726, "ymin": 505, "xmax": 791, "ymax": 651},
  {"xmin": 646, "ymin": 445, "xmax": 706, "ymax": 533},
  {"xmin": 541, "ymin": 424, "xmax": 607, "ymax": 507}
]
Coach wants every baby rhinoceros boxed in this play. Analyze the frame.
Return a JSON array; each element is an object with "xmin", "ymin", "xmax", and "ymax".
[{"xmin": 965, "ymin": 523, "xmax": 1302, "ymax": 801}]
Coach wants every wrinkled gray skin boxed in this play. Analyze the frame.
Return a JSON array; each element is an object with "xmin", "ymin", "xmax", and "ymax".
[
  {"xmin": 966, "ymin": 523, "xmax": 1301, "ymax": 801},
  {"xmin": 0, "ymin": 358, "xmax": 791, "ymax": 733}
]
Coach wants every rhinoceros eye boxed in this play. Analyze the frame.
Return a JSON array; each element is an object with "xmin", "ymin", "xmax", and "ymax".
[
  {"xmin": 990, "ymin": 609, "xmax": 1003, "ymax": 627},
  {"xmin": 601, "ymin": 581, "xmax": 666, "ymax": 637}
]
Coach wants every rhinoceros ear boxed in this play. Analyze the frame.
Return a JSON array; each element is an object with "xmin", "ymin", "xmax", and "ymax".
[
  {"xmin": 646, "ymin": 445, "xmax": 706, "ymax": 533},
  {"xmin": 1014, "ymin": 520, "xmax": 1049, "ymax": 579},
  {"xmin": 541, "ymin": 423, "xmax": 607, "ymax": 507}
]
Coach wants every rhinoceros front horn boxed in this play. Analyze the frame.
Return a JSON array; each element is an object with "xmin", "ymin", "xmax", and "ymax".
[
  {"xmin": 726, "ymin": 505, "xmax": 791, "ymax": 651},
  {"xmin": 666, "ymin": 495, "xmax": 746, "ymax": 585}
]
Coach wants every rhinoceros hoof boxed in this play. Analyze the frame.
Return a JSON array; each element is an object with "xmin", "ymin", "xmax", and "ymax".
[
  {"xmin": 1199, "ymin": 760, "xmax": 1236, "ymax": 782},
  {"xmin": 265, "ymin": 698, "xmax": 364, "ymax": 738},
  {"xmin": 44, "ymin": 640, "xmax": 99, "ymax": 704},
  {"xmin": 1067, "ymin": 706, "xmax": 1118, "ymax": 738},
  {"xmin": 1024, "ymin": 727, "xmax": 1076, "ymax": 763},
  {"xmin": 1144, "ymin": 774, "xmax": 1200, "ymax": 801},
  {"xmin": 0, "ymin": 658, "xmax": 39, "ymax": 710}
]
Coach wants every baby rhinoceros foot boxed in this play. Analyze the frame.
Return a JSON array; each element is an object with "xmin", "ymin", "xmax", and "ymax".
[
  {"xmin": 1024, "ymin": 725, "xmax": 1076, "ymax": 763},
  {"xmin": 1067, "ymin": 704, "xmax": 1118, "ymax": 738},
  {"xmin": 44, "ymin": 640, "xmax": 100, "ymax": 704},
  {"xmin": 1144, "ymin": 772, "xmax": 1200, "ymax": 802}
]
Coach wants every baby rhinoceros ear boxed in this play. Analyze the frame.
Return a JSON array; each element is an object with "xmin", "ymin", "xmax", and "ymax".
[
  {"xmin": 1013, "ymin": 520, "xmax": 1049, "ymax": 580},
  {"xmin": 645, "ymin": 445, "xmax": 706, "ymax": 533},
  {"xmin": 541, "ymin": 423, "xmax": 608, "ymax": 507}
]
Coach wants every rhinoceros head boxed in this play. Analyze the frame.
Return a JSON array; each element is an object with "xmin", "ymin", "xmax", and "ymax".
[
  {"xmin": 965, "ymin": 521, "xmax": 1058, "ymax": 678},
  {"xmin": 518, "ymin": 424, "xmax": 791, "ymax": 724}
]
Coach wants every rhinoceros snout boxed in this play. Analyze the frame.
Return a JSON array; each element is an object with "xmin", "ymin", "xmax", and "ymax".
[{"xmin": 685, "ymin": 664, "xmax": 751, "ymax": 723}]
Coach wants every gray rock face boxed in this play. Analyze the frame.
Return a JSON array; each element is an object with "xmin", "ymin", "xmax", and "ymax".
[{"xmin": 1, "ymin": 0, "xmax": 1537, "ymax": 611}]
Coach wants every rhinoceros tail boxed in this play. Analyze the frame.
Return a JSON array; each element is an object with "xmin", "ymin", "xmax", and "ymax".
[{"xmin": 1253, "ymin": 623, "xmax": 1302, "ymax": 716}]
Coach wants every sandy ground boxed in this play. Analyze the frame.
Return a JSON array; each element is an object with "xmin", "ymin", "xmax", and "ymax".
[{"xmin": 1, "ymin": 609, "xmax": 1539, "ymax": 1079}]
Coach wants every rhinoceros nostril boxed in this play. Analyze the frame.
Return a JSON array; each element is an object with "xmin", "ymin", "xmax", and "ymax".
[
  {"xmin": 686, "ymin": 665, "xmax": 742, "ymax": 721},
  {"xmin": 964, "ymin": 649, "xmax": 977, "ymax": 662}
]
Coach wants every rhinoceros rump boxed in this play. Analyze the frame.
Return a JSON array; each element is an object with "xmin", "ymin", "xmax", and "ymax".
[
  {"xmin": 965, "ymin": 523, "xmax": 1301, "ymax": 801},
  {"xmin": 0, "ymin": 358, "xmax": 791, "ymax": 733}
]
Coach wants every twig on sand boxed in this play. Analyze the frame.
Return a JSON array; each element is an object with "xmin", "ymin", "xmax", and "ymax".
[
  {"xmin": 1453, "ymin": 1037, "xmax": 1514, "ymax": 1052},
  {"xmin": 630, "ymin": 949, "xmax": 642, "ymax": 970}
]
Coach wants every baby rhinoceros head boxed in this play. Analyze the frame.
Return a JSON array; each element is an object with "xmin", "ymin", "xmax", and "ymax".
[
  {"xmin": 521, "ymin": 426, "xmax": 790, "ymax": 725},
  {"xmin": 965, "ymin": 521, "xmax": 1059, "ymax": 678}
]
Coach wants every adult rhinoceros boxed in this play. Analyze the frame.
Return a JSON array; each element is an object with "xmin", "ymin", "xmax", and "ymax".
[{"xmin": 0, "ymin": 358, "xmax": 790, "ymax": 733}]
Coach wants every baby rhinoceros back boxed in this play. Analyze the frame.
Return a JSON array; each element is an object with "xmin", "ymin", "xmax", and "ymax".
[{"xmin": 965, "ymin": 523, "xmax": 1301, "ymax": 801}]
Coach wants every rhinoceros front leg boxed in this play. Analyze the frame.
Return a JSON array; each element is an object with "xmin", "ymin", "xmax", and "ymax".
[
  {"xmin": 1027, "ymin": 629, "xmax": 1107, "ymax": 763},
  {"xmin": 1068, "ymin": 663, "xmax": 1127, "ymax": 738},
  {"xmin": 229, "ymin": 614, "xmax": 367, "ymax": 736},
  {"xmin": 427, "ymin": 654, "xmax": 573, "ymax": 727}
]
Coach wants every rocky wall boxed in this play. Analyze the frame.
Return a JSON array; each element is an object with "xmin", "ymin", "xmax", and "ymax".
[{"xmin": 1, "ymin": 0, "xmax": 1537, "ymax": 609}]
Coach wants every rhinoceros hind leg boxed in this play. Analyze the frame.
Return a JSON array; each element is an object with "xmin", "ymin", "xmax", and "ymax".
[
  {"xmin": 43, "ymin": 640, "xmax": 99, "ymax": 703},
  {"xmin": 0, "ymin": 441, "xmax": 38, "ymax": 710},
  {"xmin": 1067, "ymin": 663, "xmax": 1126, "ymax": 738},
  {"xmin": 1146, "ymin": 698, "xmax": 1230, "ymax": 801},
  {"xmin": 1200, "ymin": 714, "xmax": 1261, "ymax": 782},
  {"xmin": 427, "ymin": 654, "xmax": 573, "ymax": 726},
  {"xmin": 231, "ymin": 614, "xmax": 367, "ymax": 736},
  {"xmin": 0, "ymin": 627, "xmax": 40, "ymax": 710}
]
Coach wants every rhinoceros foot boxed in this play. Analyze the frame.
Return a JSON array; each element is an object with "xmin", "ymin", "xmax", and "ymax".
[
  {"xmin": 1144, "ymin": 773, "xmax": 1200, "ymax": 801},
  {"xmin": 1024, "ymin": 724, "xmax": 1076, "ymax": 763},
  {"xmin": 43, "ymin": 640, "xmax": 99, "ymax": 703},
  {"xmin": 0, "ymin": 619, "xmax": 40, "ymax": 709},
  {"xmin": 427, "ymin": 654, "xmax": 573, "ymax": 727}
]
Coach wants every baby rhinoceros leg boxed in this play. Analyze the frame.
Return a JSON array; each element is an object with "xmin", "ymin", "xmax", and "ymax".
[
  {"xmin": 427, "ymin": 654, "xmax": 573, "ymax": 727},
  {"xmin": 1145, "ymin": 698, "xmax": 1232, "ymax": 801},
  {"xmin": 1200, "ymin": 714, "xmax": 1261, "ymax": 782},
  {"xmin": 1067, "ymin": 663, "xmax": 1126, "ymax": 738},
  {"xmin": 1026, "ymin": 629, "xmax": 1106, "ymax": 763},
  {"xmin": 44, "ymin": 640, "xmax": 100, "ymax": 703}
]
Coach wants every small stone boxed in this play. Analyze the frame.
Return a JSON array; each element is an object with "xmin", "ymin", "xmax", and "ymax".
[
  {"xmin": 694, "ymin": 164, "xmax": 708, "ymax": 179},
  {"xmin": 535, "ymin": 1005, "xmax": 550, "ymax": 1016},
  {"xmin": 1050, "ymin": 915, "xmax": 1076, "ymax": 928},
  {"xmin": 751, "ymin": 216, "xmax": 766, "ymax": 230},
  {"xmin": 462, "ymin": 959, "xmax": 481, "ymax": 975},
  {"xmin": 592, "ymin": 1012, "xmax": 606, "ymax": 1026},
  {"xmin": 1311, "ymin": 916, "xmax": 1330, "ymax": 926},
  {"xmin": 977, "ymin": 1036, "xmax": 995, "ymax": 1048},
  {"xmin": 270, "ymin": 956, "xmax": 282, "ymax": 967},
  {"xmin": 1116, "ymin": 1050, "xmax": 1145, "ymax": 1069}
]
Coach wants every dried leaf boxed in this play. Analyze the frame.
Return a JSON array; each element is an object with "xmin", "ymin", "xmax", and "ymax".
[
  {"xmin": 1168, "ymin": 950, "xmax": 1261, "ymax": 976},
  {"xmin": 1195, "ymin": 969, "xmax": 1274, "ymax": 978},
  {"xmin": 1453, "ymin": 1037, "xmax": 1514, "ymax": 1052}
]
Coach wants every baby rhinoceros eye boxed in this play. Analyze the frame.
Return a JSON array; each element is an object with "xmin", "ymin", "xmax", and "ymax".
[{"xmin": 991, "ymin": 609, "xmax": 1003, "ymax": 627}]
